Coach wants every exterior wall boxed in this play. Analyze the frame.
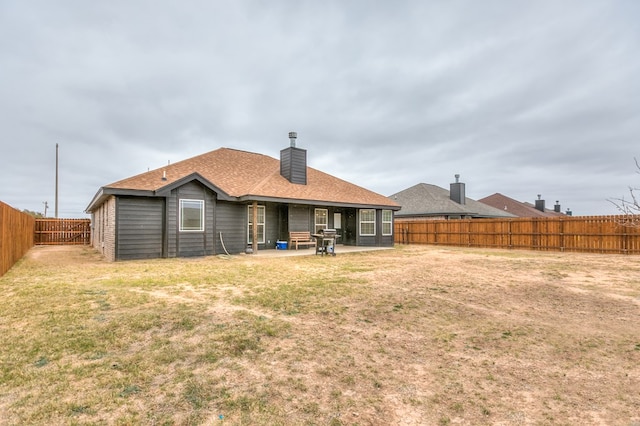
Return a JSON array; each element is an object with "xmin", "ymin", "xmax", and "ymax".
[
  {"xmin": 215, "ymin": 201, "xmax": 246, "ymax": 254},
  {"xmin": 94, "ymin": 188, "xmax": 396, "ymax": 260},
  {"xmin": 285, "ymin": 205, "xmax": 396, "ymax": 247},
  {"xmin": 215, "ymin": 202, "xmax": 294, "ymax": 252},
  {"xmin": 356, "ymin": 209, "xmax": 395, "ymax": 247},
  {"xmin": 379, "ymin": 209, "xmax": 395, "ymax": 247},
  {"xmin": 263, "ymin": 202, "xmax": 280, "ymax": 249},
  {"xmin": 288, "ymin": 205, "xmax": 311, "ymax": 232},
  {"xmin": 166, "ymin": 181, "xmax": 216, "ymax": 258},
  {"xmin": 116, "ymin": 196, "xmax": 164, "ymax": 260},
  {"xmin": 91, "ymin": 195, "xmax": 116, "ymax": 261}
]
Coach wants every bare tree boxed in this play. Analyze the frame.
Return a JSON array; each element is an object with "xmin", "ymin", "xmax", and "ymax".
[{"xmin": 609, "ymin": 158, "xmax": 640, "ymax": 228}]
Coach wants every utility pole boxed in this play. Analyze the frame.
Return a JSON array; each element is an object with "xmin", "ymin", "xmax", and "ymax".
[
  {"xmin": 43, "ymin": 201, "xmax": 48, "ymax": 218},
  {"xmin": 55, "ymin": 143, "xmax": 59, "ymax": 218}
]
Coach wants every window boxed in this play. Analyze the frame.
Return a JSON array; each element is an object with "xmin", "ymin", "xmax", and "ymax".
[
  {"xmin": 247, "ymin": 205, "xmax": 265, "ymax": 244},
  {"xmin": 180, "ymin": 199, "xmax": 204, "ymax": 232},
  {"xmin": 382, "ymin": 210, "xmax": 393, "ymax": 235},
  {"xmin": 359, "ymin": 209, "xmax": 376, "ymax": 236},
  {"xmin": 315, "ymin": 208, "xmax": 328, "ymax": 233}
]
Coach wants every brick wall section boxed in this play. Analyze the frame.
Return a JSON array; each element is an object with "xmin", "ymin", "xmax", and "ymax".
[{"xmin": 91, "ymin": 196, "xmax": 116, "ymax": 261}]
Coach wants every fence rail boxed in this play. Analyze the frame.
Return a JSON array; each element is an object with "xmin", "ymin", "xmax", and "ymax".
[
  {"xmin": 35, "ymin": 218, "xmax": 91, "ymax": 245},
  {"xmin": 0, "ymin": 201, "xmax": 35, "ymax": 277},
  {"xmin": 394, "ymin": 215, "xmax": 640, "ymax": 254}
]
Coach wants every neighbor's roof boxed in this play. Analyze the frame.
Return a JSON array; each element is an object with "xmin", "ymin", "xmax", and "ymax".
[
  {"xmin": 87, "ymin": 147, "xmax": 399, "ymax": 212},
  {"xmin": 390, "ymin": 183, "xmax": 515, "ymax": 218},
  {"xmin": 478, "ymin": 193, "xmax": 565, "ymax": 218}
]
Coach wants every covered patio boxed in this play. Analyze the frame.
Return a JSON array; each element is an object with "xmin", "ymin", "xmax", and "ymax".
[{"xmin": 250, "ymin": 245, "xmax": 395, "ymax": 258}]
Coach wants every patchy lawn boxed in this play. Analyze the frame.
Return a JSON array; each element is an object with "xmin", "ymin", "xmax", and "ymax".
[{"xmin": 0, "ymin": 245, "xmax": 639, "ymax": 425}]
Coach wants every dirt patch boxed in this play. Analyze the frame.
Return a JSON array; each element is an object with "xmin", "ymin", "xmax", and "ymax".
[{"xmin": 1, "ymin": 245, "xmax": 639, "ymax": 425}]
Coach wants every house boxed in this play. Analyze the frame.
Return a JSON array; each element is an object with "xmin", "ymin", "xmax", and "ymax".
[
  {"xmin": 86, "ymin": 133, "xmax": 400, "ymax": 260},
  {"xmin": 390, "ymin": 175, "xmax": 515, "ymax": 220},
  {"xmin": 478, "ymin": 193, "xmax": 569, "ymax": 218}
]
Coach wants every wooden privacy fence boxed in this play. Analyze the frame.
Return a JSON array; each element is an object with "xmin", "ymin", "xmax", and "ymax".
[
  {"xmin": 35, "ymin": 218, "xmax": 91, "ymax": 245},
  {"xmin": 394, "ymin": 215, "xmax": 640, "ymax": 254},
  {"xmin": 1, "ymin": 201, "xmax": 35, "ymax": 276}
]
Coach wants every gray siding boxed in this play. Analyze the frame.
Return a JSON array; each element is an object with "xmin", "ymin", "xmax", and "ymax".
[
  {"xmin": 264, "ymin": 203, "xmax": 279, "ymax": 249},
  {"xmin": 288, "ymin": 205, "xmax": 311, "ymax": 232},
  {"xmin": 116, "ymin": 197, "xmax": 164, "ymax": 260},
  {"xmin": 111, "ymin": 187, "xmax": 395, "ymax": 259},
  {"xmin": 279, "ymin": 147, "xmax": 307, "ymax": 185},
  {"xmin": 215, "ymin": 202, "xmax": 246, "ymax": 254},
  {"xmin": 216, "ymin": 203, "xmax": 280, "ymax": 251},
  {"xmin": 356, "ymin": 209, "xmax": 395, "ymax": 247},
  {"xmin": 170, "ymin": 181, "xmax": 216, "ymax": 258},
  {"xmin": 166, "ymin": 194, "xmax": 177, "ymax": 257}
]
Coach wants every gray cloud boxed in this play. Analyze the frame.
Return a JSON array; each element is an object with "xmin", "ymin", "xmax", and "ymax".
[{"xmin": 1, "ymin": 0, "xmax": 638, "ymax": 217}]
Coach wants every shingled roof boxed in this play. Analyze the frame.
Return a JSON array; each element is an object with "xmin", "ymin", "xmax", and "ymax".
[
  {"xmin": 479, "ymin": 193, "xmax": 565, "ymax": 217},
  {"xmin": 87, "ymin": 147, "xmax": 399, "ymax": 212},
  {"xmin": 390, "ymin": 183, "xmax": 515, "ymax": 218}
]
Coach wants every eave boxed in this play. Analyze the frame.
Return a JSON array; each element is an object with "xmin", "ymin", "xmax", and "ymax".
[
  {"xmin": 85, "ymin": 172, "xmax": 235, "ymax": 213},
  {"xmin": 237, "ymin": 195, "xmax": 401, "ymax": 210}
]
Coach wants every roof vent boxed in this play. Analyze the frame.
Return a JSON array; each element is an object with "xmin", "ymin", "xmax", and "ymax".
[{"xmin": 162, "ymin": 170, "xmax": 167, "ymax": 181}]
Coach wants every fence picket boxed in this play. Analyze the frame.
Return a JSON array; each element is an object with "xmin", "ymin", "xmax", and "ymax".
[
  {"xmin": 34, "ymin": 219, "xmax": 91, "ymax": 245},
  {"xmin": 394, "ymin": 215, "xmax": 640, "ymax": 254},
  {"xmin": 0, "ymin": 201, "xmax": 35, "ymax": 276}
]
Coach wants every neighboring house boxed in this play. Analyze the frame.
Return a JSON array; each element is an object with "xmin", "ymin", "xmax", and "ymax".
[
  {"xmin": 478, "ymin": 193, "xmax": 569, "ymax": 218},
  {"xmin": 390, "ymin": 176, "xmax": 515, "ymax": 220},
  {"xmin": 86, "ymin": 133, "xmax": 400, "ymax": 261}
]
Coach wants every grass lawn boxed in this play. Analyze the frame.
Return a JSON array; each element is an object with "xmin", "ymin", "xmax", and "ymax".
[{"xmin": 0, "ymin": 244, "xmax": 639, "ymax": 425}]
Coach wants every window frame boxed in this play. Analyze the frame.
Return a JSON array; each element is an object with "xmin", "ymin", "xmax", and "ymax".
[
  {"xmin": 382, "ymin": 210, "xmax": 393, "ymax": 236},
  {"xmin": 359, "ymin": 209, "xmax": 376, "ymax": 236},
  {"xmin": 314, "ymin": 208, "xmax": 328, "ymax": 234},
  {"xmin": 247, "ymin": 205, "xmax": 266, "ymax": 244},
  {"xmin": 179, "ymin": 199, "xmax": 205, "ymax": 232}
]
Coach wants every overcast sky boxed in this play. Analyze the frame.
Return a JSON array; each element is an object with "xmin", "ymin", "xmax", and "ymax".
[{"xmin": 1, "ymin": 1, "xmax": 638, "ymax": 218}]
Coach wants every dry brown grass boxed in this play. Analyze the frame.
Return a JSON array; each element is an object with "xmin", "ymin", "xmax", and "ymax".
[{"xmin": 0, "ymin": 244, "xmax": 639, "ymax": 425}]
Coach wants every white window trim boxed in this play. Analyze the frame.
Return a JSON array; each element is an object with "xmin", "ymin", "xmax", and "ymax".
[
  {"xmin": 382, "ymin": 210, "xmax": 393, "ymax": 236},
  {"xmin": 247, "ymin": 205, "xmax": 266, "ymax": 244},
  {"xmin": 314, "ymin": 208, "xmax": 328, "ymax": 233},
  {"xmin": 359, "ymin": 209, "xmax": 376, "ymax": 236},
  {"xmin": 179, "ymin": 199, "xmax": 205, "ymax": 232}
]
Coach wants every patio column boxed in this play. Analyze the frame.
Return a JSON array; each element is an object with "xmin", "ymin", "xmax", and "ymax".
[{"xmin": 252, "ymin": 201, "xmax": 258, "ymax": 253}]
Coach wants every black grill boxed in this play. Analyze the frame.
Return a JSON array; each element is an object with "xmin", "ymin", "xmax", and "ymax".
[{"xmin": 316, "ymin": 229, "xmax": 339, "ymax": 256}]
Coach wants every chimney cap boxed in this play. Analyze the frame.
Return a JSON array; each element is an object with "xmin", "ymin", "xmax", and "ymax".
[{"xmin": 288, "ymin": 131, "xmax": 297, "ymax": 147}]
